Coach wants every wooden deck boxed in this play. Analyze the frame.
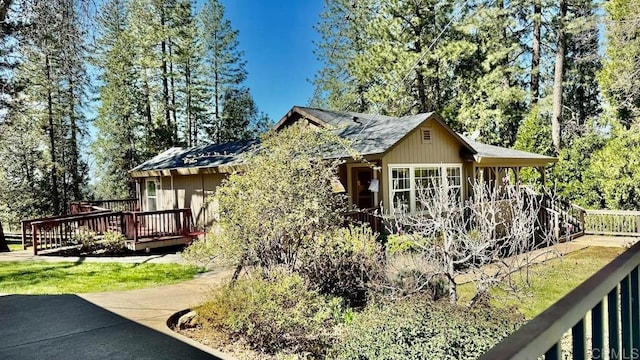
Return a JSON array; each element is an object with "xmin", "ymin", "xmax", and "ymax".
[{"xmin": 21, "ymin": 199, "xmax": 195, "ymax": 255}]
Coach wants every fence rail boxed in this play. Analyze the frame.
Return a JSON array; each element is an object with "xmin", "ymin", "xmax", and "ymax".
[
  {"xmin": 344, "ymin": 207, "xmax": 383, "ymax": 233},
  {"xmin": 480, "ymin": 240, "xmax": 640, "ymax": 359},
  {"xmin": 30, "ymin": 211, "xmax": 124, "ymax": 255},
  {"xmin": 23, "ymin": 208, "xmax": 193, "ymax": 254},
  {"xmin": 583, "ymin": 209, "xmax": 640, "ymax": 236},
  {"xmin": 123, "ymin": 209, "xmax": 194, "ymax": 243},
  {"xmin": 70, "ymin": 198, "xmax": 139, "ymax": 214}
]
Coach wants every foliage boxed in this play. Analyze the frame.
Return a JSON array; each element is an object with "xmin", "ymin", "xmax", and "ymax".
[
  {"xmin": 331, "ymin": 296, "xmax": 524, "ymax": 360},
  {"xmin": 73, "ymin": 229, "xmax": 99, "ymax": 253},
  {"xmin": 212, "ymin": 123, "xmax": 355, "ymax": 272},
  {"xmin": 196, "ymin": 271, "xmax": 338, "ymax": 357},
  {"xmin": 0, "ymin": 261, "xmax": 203, "ymax": 294},
  {"xmin": 587, "ymin": 125, "xmax": 640, "ymax": 210},
  {"xmin": 598, "ymin": 0, "xmax": 640, "ymax": 128},
  {"xmin": 552, "ymin": 123, "xmax": 608, "ymax": 208},
  {"xmin": 101, "ymin": 230, "xmax": 127, "ymax": 254},
  {"xmin": 298, "ymin": 225, "xmax": 382, "ymax": 306}
]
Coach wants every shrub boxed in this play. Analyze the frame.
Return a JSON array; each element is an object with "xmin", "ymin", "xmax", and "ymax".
[
  {"xmin": 196, "ymin": 271, "xmax": 339, "ymax": 357},
  {"xmin": 101, "ymin": 230, "xmax": 127, "ymax": 254},
  {"xmin": 73, "ymin": 228, "xmax": 98, "ymax": 252},
  {"xmin": 207, "ymin": 122, "xmax": 359, "ymax": 271},
  {"xmin": 298, "ymin": 225, "xmax": 382, "ymax": 306},
  {"xmin": 332, "ymin": 296, "xmax": 524, "ymax": 360}
]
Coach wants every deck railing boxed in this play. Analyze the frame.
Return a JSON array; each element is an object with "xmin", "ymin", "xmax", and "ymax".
[
  {"xmin": 69, "ymin": 198, "xmax": 139, "ymax": 214},
  {"xmin": 123, "ymin": 209, "xmax": 194, "ymax": 243},
  {"xmin": 30, "ymin": 211, "xmax": 124, "ymax": 255},
  {"xmin": 23, "ymin": 208, "xmax": 193, "ymax": 254},
  {"xmin": 583, "ymin": 209, "xmax": 640, "ymax": 236},
  {"xmin": 480, "ymin": 240, "xmax": 640, "ymax": 359},
  {"xmin": 344, "ymin": 207, "xmax": 383, "ymax": 233}
]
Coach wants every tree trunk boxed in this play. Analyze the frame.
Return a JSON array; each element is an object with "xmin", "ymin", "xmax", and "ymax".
[
  {"xmin": 46, "ymin": 54, "xmax": 60, "ymax": 214},
  {"xmin": 0, "ymin": 220, "xmax": 9, "ymax": 252},
  {"xmin": 551, "ymin": 0, "xmax": 567, "ymax": 155},
  {"xmin": 531, "ymin": 0, "xmax": 541, "ymax": 105},
  {"xmin": 160, "ymin": 7, "xmax": 171, "ymax": 143},
  {"xmin": 68, "ymin": 78, "xmax": 81, "ymax": 201}
]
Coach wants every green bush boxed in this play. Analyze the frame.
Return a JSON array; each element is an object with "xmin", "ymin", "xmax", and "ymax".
[
  {"xmin": 298, "ymin": 225, "xmax": 382, "ymax": 306},
  {"xmin": 196, "ymin": 271, "xmax": 339, "ymax": 357},
  {"xmin": 101, "ymin": 230, "xmax": 127, "ymax": 254},
  {"xmin": 73, "ymin": 228, "xmax": 98, "ymax": 252},
  {"xmin": 332, "ymin": 296, "xmax": 524, "ymax": 360}
]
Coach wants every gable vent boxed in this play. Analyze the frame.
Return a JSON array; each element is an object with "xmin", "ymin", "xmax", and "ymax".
[{"xmin": 422, "ymin": 128, "xmax": 432, "ymax": 143}]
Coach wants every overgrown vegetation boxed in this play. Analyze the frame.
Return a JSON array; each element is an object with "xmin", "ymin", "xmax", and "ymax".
[
  {"xmin": 183, "ymin": 125, "xmax": 559, "ymax": 359},
  {"xmin": 196, "ymin": 271, "xmax": 338, "ymax": 357},
  {"xmin": 332, "ymin": 297, "xmax": 524, "ymax": 360}
]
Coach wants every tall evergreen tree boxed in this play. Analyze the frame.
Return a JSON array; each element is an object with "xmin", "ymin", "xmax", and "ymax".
[
  {"xmin": 598, "ymin": 0, "xmax": 640, "ymax": 128},
  {"xmin": 200, "ymin": 0, "xmax": 247, "ymax": 142},
  {"xmin": 311, "ymin": 0, "xmax": 375, "ymax": 112}
]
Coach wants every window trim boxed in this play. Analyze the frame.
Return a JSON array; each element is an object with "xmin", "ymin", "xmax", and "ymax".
[
  {"xmin": 388, "ymin": 163, "xmax": 463, "ymax": 213},
  {"xmin": 145, "ymin": 179, "xmax": 158, "ymax": 211}
]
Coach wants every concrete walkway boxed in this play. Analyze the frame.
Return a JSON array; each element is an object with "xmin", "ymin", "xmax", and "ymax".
[
  {"xmin": 0, "ymin": 250, "xmax": 235, "ymax": 359},
  {"xmin": 79, "ymin": 269, "xmax": 234, "ymax": 359}
]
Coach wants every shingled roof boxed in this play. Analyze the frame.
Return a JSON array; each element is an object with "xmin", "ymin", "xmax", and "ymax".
[
  {"xmin": 129, "ymin": 140, "xmax": 257, "ymax": 177},
  {"xmin": 129, "ymin": 106, "xmax": 556, "ymax": 177}
]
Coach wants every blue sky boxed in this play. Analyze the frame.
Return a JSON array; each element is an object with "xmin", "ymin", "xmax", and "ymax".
[{"xmin": 218, "ymin": 0, "xmax": 325, "ymax": 122}]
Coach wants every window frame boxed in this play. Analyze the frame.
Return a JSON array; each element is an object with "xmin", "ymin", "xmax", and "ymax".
[
  {"xmin": 145, "ymin": 179, "xmax": 158, "ymax": 212},
  {"xmin": 388, "ymin": 163, "xmax": 463, "ymax": 213}
]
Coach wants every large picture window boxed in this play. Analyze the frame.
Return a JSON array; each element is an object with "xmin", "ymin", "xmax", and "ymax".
[{"xmin": 389, "ymin": 164, "xmax": 463, "ymax": 213}]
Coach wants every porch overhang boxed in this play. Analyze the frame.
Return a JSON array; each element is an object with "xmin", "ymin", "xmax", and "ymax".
[{"xmin": 471, "ymin": 156, "xmax": 558, "ymax": 168}]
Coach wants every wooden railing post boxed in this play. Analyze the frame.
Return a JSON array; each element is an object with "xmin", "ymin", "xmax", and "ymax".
[
  {"xmin": 21, "ymin": 220, "xmax": 27, "ymax": 250},
  {"xmin": 32, "ymin": 224, "xmax": 38, "ymax": 255},
  {"xmin": 133, "ymin": 212, "xmax": 139, "ymax": 243}
]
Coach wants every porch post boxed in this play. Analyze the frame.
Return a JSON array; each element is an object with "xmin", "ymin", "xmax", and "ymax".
[{"xmin": 538, "ymin": 166, "xmax": 546, "ymax": 186}]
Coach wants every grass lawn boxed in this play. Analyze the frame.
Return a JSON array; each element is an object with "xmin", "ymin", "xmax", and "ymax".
[
  {"xmin": 0, "ymin": 261, "xmax": 204, "ymax": 294},
  {"xmin": 459, "ymin": 246, "xmax": 625, "ymax": 318},
  {"xmin": 8, "ymin": 243, "xmax": 23, "ymax": 251}
]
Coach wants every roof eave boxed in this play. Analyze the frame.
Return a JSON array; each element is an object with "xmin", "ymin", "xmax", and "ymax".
[
  {"xmin": 129, "ymin": 163, "xmax": 246, "ymax": 178},
  {"xmin": 473, "ymin": 156, "xmax": 558, "ymax": 167}
]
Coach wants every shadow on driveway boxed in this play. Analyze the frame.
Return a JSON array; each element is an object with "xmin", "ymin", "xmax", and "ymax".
[{"xmin": 0, "ymin": 294, "xmax": 222, "ymax": 360}]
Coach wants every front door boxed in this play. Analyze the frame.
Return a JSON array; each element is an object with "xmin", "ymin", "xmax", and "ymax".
[{"xmin": 351, "ymin": 167, "xmax": 374, "ymax": 209}]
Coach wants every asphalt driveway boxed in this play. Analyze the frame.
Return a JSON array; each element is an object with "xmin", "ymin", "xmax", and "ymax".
[{"xmin": 0, "ymin": 294, "xmax": 222, "ymax": 360}]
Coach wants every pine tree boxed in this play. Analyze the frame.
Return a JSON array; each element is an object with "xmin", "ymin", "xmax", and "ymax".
[
  {"xmin": 172, "ymin": 0, "xmax": 210, "ymax": 147},
  {"xmin": 92, "ymin": 0, "xmax": 145, "ymax": 198},
  {"xmin": 598, "ymin": 0, "xmax": 640, "ymax": 128},
  {"xmin": 311, "ymin": 0, "xmax": 375, "ymax": 112},
  {"xmin": 200, "ymin": 0, "xmax": 247, "ymax": 142},
  {"xmin": 454, "ymin": 0, "xmax": 528, "ymax": 146}
]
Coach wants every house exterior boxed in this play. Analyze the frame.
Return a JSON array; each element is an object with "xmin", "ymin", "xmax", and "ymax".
[{"xmin": 129, "ymin": 106, "xmax": 557, "ymax": 228}]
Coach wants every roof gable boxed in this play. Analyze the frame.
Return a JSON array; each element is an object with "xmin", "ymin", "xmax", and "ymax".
[{"xmin": 278, "ymin": 106, "xmax": 476, "ymax": 157}]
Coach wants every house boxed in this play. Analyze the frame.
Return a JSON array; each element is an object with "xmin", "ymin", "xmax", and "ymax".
[{"xmin": 129, "ymin": 106, "xmax": 557, "ymax": 228}]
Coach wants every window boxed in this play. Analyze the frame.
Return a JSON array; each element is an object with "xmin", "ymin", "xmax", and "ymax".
[
  {"xmin": 146, "ymin": 180, "xmax": 157, "ymax": 211},
  {"xmin": 391, "ymin": 168, "xmax": 410, "ymax": 212},
  {"xmin": 389, "ymin": 164, "xmax": 462, "ymax": 213},
  {"xmin": 447, "ymin": 167, "xmax": 462, "ymax": 204},
  {"xmin": 414, "ymin": 167, "xmax": 440, "ymax": 210}
]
